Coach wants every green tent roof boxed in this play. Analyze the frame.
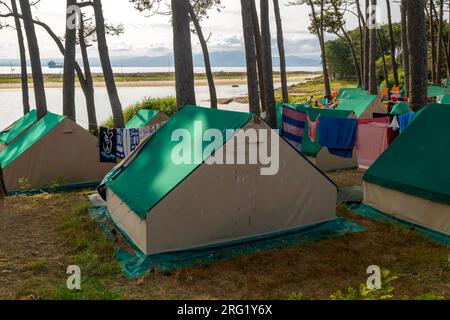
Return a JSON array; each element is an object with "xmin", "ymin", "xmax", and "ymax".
[
  {"xmin": 390, "ymin": 101, "xmax": 410, "ymax": 115},
  {"xmin": 364, "ymin": 103, "xmax": 450, "ymax": 205},
  {"xmin": 335, "ymin": 88, "xmax": 379, "ymax": 118},
  {"xmin": 0, "ymin": 112, "xmax": 65, "ymax": 169},
  {"xmin": 0, "ymin": 110, "xmax": 37, "ymax": 145},
  {"xmin": 125, "ymin": 109, "xmax": 160, "ymax": 129},
  {"xmin": 105, "ymin": 105, "xmax": 255, "ymax": 219},
  {"xmin": 439, "ymin": 94, "xmax": 450, "ymax": 104},
  {"xmin": 276, "ymin": 103, "xmax": 353, "ymax": 157},
  {"xmin": 427, "ymin": 85, "xmax": 447, "ymax": 97}
]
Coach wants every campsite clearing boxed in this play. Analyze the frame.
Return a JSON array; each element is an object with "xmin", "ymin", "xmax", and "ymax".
[{"xmin": 0, "ymin": 170, "xmax": 448, "ymax": 300}]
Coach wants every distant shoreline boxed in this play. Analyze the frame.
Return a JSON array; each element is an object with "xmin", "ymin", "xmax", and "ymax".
[{"xmin": 0, "ymin": 72, "xmax": 321, "ymax": 89}]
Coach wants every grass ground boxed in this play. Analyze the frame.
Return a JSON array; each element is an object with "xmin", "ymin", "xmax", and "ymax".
[{"xmin": 0, "ymin": 169, "xmax": 448, "ymax": 300}]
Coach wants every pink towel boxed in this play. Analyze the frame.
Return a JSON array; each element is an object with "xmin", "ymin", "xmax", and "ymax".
[{"xmin": 307, "ymin": 114, "xmax": 320, "ymax": 143}]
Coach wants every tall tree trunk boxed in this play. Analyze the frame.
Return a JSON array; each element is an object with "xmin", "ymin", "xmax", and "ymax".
[
  {"xmin": 171, "ymin": 0, "xmax": 196, "ymax": 110},
  {"xmin": 240, "ymin": 0, "xmax": 260, "ymax": 114},
  {"xmin": 11, "ymin": 0, "xmax": 30, "ymax": 115},
  {"xmin": 188, "ymin": 4, "xmax": 217, "ymax": 109},
  {"xmin": 447, "ymin": 6, "xmax": 450, "ymax": 77},
  {"xmin": 260, "ymin": 0, "xmax": 276, "ymax": 128},
  {"xmin": 250, "ymin": 0, "xmax": 266, "ymax": 112},
  {"xmin": 356, "ymin": 0, "xmax": 365, "ymax": 87},
  {"xmin": 18, "ymin": 0, "xmax": 47, "ymax": 119},
  {"xmin": 436, "ymin": 0, "xmax": 444, "ymax": 85},
  {"xmin": 406, "ymin": 0, "xmax": 427, "ymax": 111},
  {"xmin": 273, "ymin": 0, "xmax": 288, "ymax": 103},
  {"xmin": 309, "ymin": 0, "xmax": 331, "ymax": 98},
  {"xmin": 378, "ymin": 30, "xmax": 390, "ymax": 88},
  {"xmin": 364, "ymin": 0, "xmax": 370, "ymax": 90},
  {"xmin": 0, "ymin": 167, "xmax": 6, "ymax": 198},
  {"xmin": 429, "ymin": 0, "xmax": 437, "ymax": 84},
  {"xmin": 386, "ymin": 0, "xmax": 399, "ymax": 87},
  {"xmin": 358, "ymin": 17, "xmax": 365, "ymax": 86},
  {"xmin": 92, "ymin": 0, "xmax": 124, "ymax": 127},
  {"xmin": 368, "ymin": 0, "xmax": 378, "ymax": 95},
  {"xmin": 79, "ymin": 15, "xmax": 98, "ymax": 135},
  {"xmin": 63, "ymin": 0, "xmax": 77, "ymax": 121},
  {"xmin": 400, "ymin": 0, "xmax": 410, "ymax": 97}
]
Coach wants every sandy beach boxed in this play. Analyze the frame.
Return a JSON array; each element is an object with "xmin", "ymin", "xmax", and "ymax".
[{"xmin": 0, "ymin": 75, "xmax": 320, "ymax": 90}]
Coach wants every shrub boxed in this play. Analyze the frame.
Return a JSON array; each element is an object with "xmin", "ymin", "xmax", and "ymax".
[{"xmin": 102, "ymin": 96, "xmax": 177, "ymax": 128}]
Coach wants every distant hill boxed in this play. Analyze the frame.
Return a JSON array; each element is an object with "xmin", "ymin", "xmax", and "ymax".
[{"xmin": 0, "ymin": 51, "xmax": 321, "ymax": 68}]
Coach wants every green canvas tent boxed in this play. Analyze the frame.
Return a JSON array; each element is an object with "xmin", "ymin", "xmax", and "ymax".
[
  {"xmin": 101, "ymin": 105, "xmax": 338, "ymax": 255},
  {"xmin": 390, "ymin": 101, "xmax": 410, "ymax": 115},
  {"xmin": 0, "ymin": 112, "xmax": 114, "ymax": 193},
  {"xmin": 277, "ymin": 103, "xmax": 358, "ymax": 172},
  {"xmin": 439, "ymin": 94, "xmax": 450, "ymax": 104},
  {"xmin": 335, "ymin": 88, "xmax": 384, "ymax": 118},
  {"xmin": 363, "ymin": 103, "xmax": 450, "ymax": 239},
  {"xmin": 125, "ymin": 109, "xmax": 169, "ymax": 129},
  {"xmin": 0, "ymin": 110, "xmax": 37, "ymax": 149},
  {"xmin": 427, "ymin": 85, "xmax": 448, "ymax": 98}
]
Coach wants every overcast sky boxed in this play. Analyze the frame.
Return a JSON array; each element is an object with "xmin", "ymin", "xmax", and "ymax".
[{"xmin": 0, "ymin": 0, "xmax": 401, "ymax": 60}]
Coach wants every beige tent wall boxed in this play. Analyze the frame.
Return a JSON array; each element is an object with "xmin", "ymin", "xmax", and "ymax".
[
  {"xmin": 364, "ymin": 182, "xmax": 450, "ymax": 236},
  {"xmin": 106, "ymin": 189, "xmax": 148, "ymax": 253},
  {"xmin": 143, "ymin": 121, "xmax": 337, "ymax": 255},
  {"xmin": 360, "ymin": 96, "xmax": 386, "ymax": 119},
  {"xmin": 3, "ymin": 118, "xmax": 114, "ymax": 192},
  {"xmin": 147, "ymin": 112, "xmax": 170, "ymax": 128},
  {"xmin": 314, "ymin": 149, "xmax": 358, "ymax": 172}
]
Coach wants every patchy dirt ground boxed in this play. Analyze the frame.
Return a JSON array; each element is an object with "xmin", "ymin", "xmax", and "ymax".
[{"xmin": 0, "ymin": 172, "xmax": 448, "ymax": 300}]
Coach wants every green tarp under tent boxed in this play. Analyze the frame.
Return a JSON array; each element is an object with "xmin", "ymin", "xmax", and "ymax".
[
  {"xmin": 277, "ymin": 103, "xmax": 358, "ymax": 172},
  {"xmin": 0, "ymin": 110, "xmax": 37, "ymax": 151},
  {"xmin": 390, "ymin": 101, "xmax": 410, "ymax": 115},
  {"xmin": 335, "ymin": 88, "xmax": 385, "ymax": 118},
  {"xmin": 125, "ymin": 109, "xmax": 169, "ymax": 129},
  {"xmin": 99, "ymin": 105, "xmax": 346, "ymax": 259},
  {"xmin": 362, "ymin": 103, "xmax": 450, "ymax": 244},
  {"xmin": 0, "ymin": 112, "xmax": 114, "ymax": 193}
]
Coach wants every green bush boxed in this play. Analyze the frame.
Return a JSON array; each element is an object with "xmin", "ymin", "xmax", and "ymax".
[{"xmin": 102, "ymin": 96, "xmax": 177, "ymax": 128}]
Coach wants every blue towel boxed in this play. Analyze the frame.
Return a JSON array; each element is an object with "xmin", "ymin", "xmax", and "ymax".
[
  {"xmin": 319, "ymin": 116, "xmax": 357, "ymax": 159},
  {"xmin": 398, "ymin": 112, "xmax": 415, "ymax": 133}
]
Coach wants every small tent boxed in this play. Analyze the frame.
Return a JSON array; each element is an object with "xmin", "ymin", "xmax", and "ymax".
[
  {"xmin": 0, "ymin": 112, "xmax": 114, "ymax": 193},
  {"xmin": 427, "ymin": 85, "xmax": 449, "ymax": 98},
  {"xmin": 0, "ymin": 110, "xmax": 37, "ymax": 152},
  {"xmin": 439, "ymin": 94, "xmax": 450, "ymax": 104},
  {"xmin": 100, "ymin": 105, "xmax": 338, "ymax": 255},
  {"xmin": 125, "ymin": 109, "xmax": 169, "ymax": 129},
  {"xmin": 335, "ymin": 88, "xmax": 385, "ymax": 118},
  {"xmin": 390, "ymin": 101, "xmax": 410, "ymax": 115},
  {"xmin": 277, "ymin": 103, "xmax": 358, "ymax": 172},
  {"xmin": 363, "ymin": 104, "xmax": 450, "ymax": 239}
]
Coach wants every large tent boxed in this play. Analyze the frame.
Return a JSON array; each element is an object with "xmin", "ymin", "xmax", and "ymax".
[
  {"xmin": 0, "ymin": 112, "xmax": 114, "ymax": 193},
  {"xmin": 100, "ymin": 105, "xmax": 338, "ymax": 255},
  {"xmin": 0, "ymin": 110, "xmax": 37, "ymax": 152},
  {"xmin": 125, "ymin": 109, "xmax": 169, "ymax": 129},
  {"xmin": 335, "ymin": 88, "xmax": 385, "ymax": 118},
  {"xmin": 363, "ymin": 104, "xmax": 450, "ymax": 239},
  {"xmin": 277, "ymin": 103, "xmax": 358, "ymax": 172}
]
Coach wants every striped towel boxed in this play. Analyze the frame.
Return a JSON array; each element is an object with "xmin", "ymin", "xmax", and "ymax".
[{"xmin": 281, "ymin": 106, "xmax": 307, "ymax": 151}]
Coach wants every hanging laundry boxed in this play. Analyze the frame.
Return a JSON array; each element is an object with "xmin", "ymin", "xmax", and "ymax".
[
  {"xmin": 398, "ymin": 112, "xmax": 415, "ymax": 133},
  {"xmin": 389, "ymin": 115, "xmax": 400, "ymax": 131},
  {"xmin": 281, "ymin": 106, "xmax": 307, "ymax": 152},
  {"xmin": 117, "ymin": 128, "xmax": 141, "ymax": 160},
  {"xmin": 356, "ymin": 122, "xmax": 389, "ymax": 168},
  {"xmin": 319, "ymin": 116, "xmax": 357, "ymax": 159},
  {"xmin": 99, "ymin": 127, "xmax": 117, "ymax": 163},
  {"xmin": 307, "ymin": 114, "xmax": 320, "ymax": 143}
]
